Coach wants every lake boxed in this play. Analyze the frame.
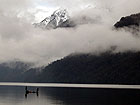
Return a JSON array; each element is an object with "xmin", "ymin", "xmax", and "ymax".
[{"xmin": 0, "ymin": 83, "xmax": 140, "ymax": 105}]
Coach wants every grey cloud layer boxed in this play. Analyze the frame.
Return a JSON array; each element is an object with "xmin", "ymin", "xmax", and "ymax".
[{"xmin": 0, "ymin": 0, "xmax": 140, "ymax": 66}]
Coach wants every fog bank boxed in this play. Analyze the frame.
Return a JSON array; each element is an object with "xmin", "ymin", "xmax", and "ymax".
[{"xmin": 0, "ymin": 0, "xmax": 140, "ymax": 66}]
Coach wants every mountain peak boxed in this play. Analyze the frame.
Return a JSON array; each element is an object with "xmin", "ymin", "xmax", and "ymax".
[{"xmin": 34, "ymin": 9, "xmax": 72, "ymax": 29}]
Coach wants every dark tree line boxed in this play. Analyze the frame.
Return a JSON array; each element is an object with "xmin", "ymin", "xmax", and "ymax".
[
  {"xmin": 0, "ymin": 52, "xmax": 140, "ymax": 84},
  {"xmin": 37, "ymin": 52, "xmax": 140, "ymax": 84}
]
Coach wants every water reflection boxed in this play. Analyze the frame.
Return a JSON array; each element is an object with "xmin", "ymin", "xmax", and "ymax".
[
  {"xmin": 25, "ymin": 86, "xmax": 39, "ymax": 98},
  {"xmin": 0, "ymin": 86, "xmax": 140, "ymax": 105},
  {"xmin": 41, "ymin": 87, "xmax": 140, "ymax": 105}
]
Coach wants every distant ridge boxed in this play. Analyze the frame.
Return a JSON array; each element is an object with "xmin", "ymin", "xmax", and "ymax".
[{"xmin": 114, "ymin": 13, "xmax": 140, "ymax": 28}]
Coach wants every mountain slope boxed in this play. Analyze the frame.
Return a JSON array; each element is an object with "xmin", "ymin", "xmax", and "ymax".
[
  {"xmin": 0, "ymin": 61, "xmax": 38, "ymax": 82},
  {"xmin": 37, "ymin": 52, "xmax": 140, "ymax": 84},
  {"xmin": 114, "ymin": 13, "xmax": 140, "ymax": 28}
]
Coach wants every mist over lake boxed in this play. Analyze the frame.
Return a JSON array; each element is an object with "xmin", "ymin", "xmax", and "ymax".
[
  {"xmin": 0, "ymin": 0, "xmax": 140, "ymax": 105},
  {"xmin": 0, "ymin": 83, "xmax": 140, "ymax": 105}
]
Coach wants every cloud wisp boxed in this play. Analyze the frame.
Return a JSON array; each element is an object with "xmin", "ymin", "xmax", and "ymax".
[{"xmin": 0, "ymin": 0, "xmax": 140, "ymax": 66}]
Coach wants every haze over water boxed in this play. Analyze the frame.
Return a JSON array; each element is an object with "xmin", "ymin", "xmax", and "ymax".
[{"xmin": 0, "ymin": 83, "xmax": 140, "ymax": 105}]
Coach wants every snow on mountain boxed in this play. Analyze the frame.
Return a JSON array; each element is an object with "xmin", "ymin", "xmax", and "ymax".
[{"xmin": 34, "ymin": 9, "xmax": 74, "ymax": 29}]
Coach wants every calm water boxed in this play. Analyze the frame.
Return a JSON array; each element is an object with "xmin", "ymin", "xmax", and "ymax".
[{"xmin": 0, "ymin": 84, "xmax": 140, "ymax": 105}]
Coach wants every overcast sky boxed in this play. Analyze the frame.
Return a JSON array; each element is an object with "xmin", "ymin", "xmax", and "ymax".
[{"xmin": 0, "ymin": 0, "xmax": 140, "ymax": 66}]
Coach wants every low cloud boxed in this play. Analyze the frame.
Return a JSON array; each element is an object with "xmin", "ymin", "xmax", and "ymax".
[{"xmin": 0, "ymin": 0, "xmax": 140, "ymax": 66}]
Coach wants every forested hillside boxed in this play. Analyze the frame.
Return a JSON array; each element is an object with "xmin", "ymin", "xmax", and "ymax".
[{"xmin": 37, "ymin": 52, "xmax": 140, "ymax": 84}]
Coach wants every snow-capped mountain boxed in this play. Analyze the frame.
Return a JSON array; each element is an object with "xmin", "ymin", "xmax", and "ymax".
[{"xmin": 34, "ymin": 9, "xmax": 74, "ymax": 29}]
